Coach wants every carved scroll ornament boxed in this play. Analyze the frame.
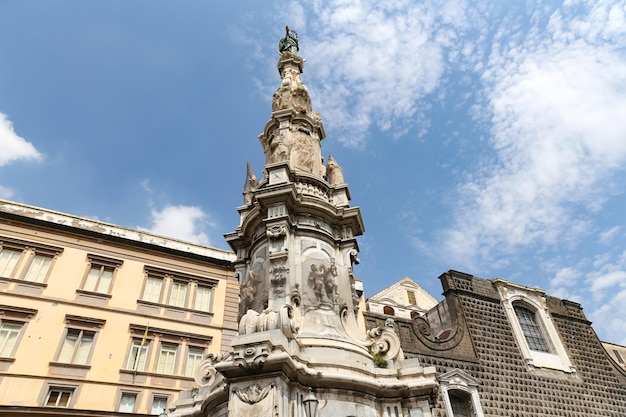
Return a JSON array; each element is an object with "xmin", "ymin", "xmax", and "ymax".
[
  {"xmin": 194, "ymin": 352, "xmax": 224, "ymax": 387},
  {"xmin": 366, "ymin": 326, "xmax": 405, "ymax": 362}
]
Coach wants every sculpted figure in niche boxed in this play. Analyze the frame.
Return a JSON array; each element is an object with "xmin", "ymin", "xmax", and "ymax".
[
  {"xmin": 307, "ymin": 261, "xmax": 339, "ymax": 304},
  {"xmin": 293, "ymin": 135, "xmax": 314, "ymax": 173},
  {"xmin": 272, "ymin": 91, "xmax": 283, "ymax": 111},
  {"xmin": 308, "ymin": 264, "xmax": 327, "ymax": 302},
  {"xmin": 240, "ymin": 271, "xmax": 260, "ymax": 313},
  {"xmin": 326, "ymin": 155, "xmax": 344, "ymax": 185},
  {"xmin": 268, "ymin": 132, "xmax": 290, "ymax": 164}
]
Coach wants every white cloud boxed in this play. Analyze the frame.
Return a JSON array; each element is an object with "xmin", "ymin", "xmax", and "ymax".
[
  {"xmin": 551, "ymin": 267, "xmax": 580, "ymax": 288},
  {"xmin": 141, "ymin": 205, "xmax": 214, "ymax": 246},
  {"xmin": 586, "ymin": 246, "xmax": 626, "ymax": 343},
  {"xmin": 275, "ymin": 0, "xmax": 483, "ymax": 147},
  {"xmin": 590, "ymin": 270, "xmax": 626, "ymax": 294},
  {"xmin": 589, "ymin": 289, "xmax": 626, "ymax": 345},
  {"xmin": 438, "ymin": 2, "xmax": 626, "ymax": 268},
  {"xmin": 0, "ymin": 112, "xmax": 42, "ymax": 166},
  {"xmin": 0, "ymin": 186, "xmax": 14, "ymax": 199},
  {"xmin": 599, "ymin": 226, "xmax": 622, "ymax": 245}
]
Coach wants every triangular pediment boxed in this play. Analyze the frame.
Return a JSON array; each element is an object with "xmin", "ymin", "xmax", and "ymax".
[
  {"xmin": 367, "ymin": 277, "xmax": 438, "ymax": 309},
  {"xmin": 437, "ymin": 369, "xmax": 480, "ymax": 388}
]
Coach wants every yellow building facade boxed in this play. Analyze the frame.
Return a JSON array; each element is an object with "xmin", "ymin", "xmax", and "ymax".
[{"xmin": 0, "ymin": 199, "xmax": 238, "ymax": 415}]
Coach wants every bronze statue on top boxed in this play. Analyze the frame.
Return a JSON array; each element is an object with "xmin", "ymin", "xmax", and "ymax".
[{"xmin": 278, "ymin": 26, "xmax": 299, "ymax": 54}]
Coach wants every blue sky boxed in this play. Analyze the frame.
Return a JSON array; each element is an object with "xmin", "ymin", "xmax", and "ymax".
[{"xmin": 1, "ymin": 1, "xmax": 626, "ymax": 344}]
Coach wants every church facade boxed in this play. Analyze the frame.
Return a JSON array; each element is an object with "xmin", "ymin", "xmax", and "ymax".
[{"xmin": 364, "ymin": 271, "xmax": 626, "ymax": 416}]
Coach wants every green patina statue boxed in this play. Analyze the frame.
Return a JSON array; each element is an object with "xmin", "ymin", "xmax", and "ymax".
[{"xmin": 278, "ymin": 26, "xmax": 299, "ymax": 54}]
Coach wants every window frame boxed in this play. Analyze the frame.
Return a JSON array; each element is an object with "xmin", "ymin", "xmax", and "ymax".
[
  {"xmin": 383, "ymin": 306, "xmax": 395, "ymax": 316},
  {"xmin": 193, "ymin": 285, "xmax": 213, "ymax": 312},
  {"xmin": 140, "ymin": 266, "xmax": 218, "ymax": 312},
  {"xmin": 51, "ymin": 315, "xmax": 105, "ymax": 368},
  {"xmin": 0, "ymin": 237, "xmax": 62, "ymax": 283},
  {"xmin": 156, "ymin": 342, "xmax": 179, "ymax": 375},
  {"xmin": 22, "ymin": 252, "xmax": 54, "ymax": 283},
  {"xmin": 184, "ymin": 345, "xmax": 205, "ymax": 378},
  {"xmin": 151, "ymin": 394, "xmax": 169, "ymax": 415},
  {"xmin": 142, "ymin": 275, "xmax": 164, "ymax": 304},
  {"xmin": 125, "ymin": 337, "xmax": 151, "ymax": 371},
  {"xmin": 0, "ymin": 305, "xmax": 37, "ymax": 360},
  {"xmin": 513, "ymin": 304, "xmax": 550, "ymax": 353},
  {"xmin": 57, "ymin": 328, "xmax": 96, "ymax": 365},
  {"xmin": 118, "ymin": 391, "xmax": 139, "ymax": 413},
  {"xmin": 438, "ymin": 369, "xmax": 485, "ymax": 417},
  {"xmin": 167, "ymin": 280, "xmax": 189, "ymax": 308},
  {"xmin": 495, "ymin": 279, "xmax": 575, "ymax": 374},
  {"xmin": 0, "ymin": 321, "xmax": 24, "ymax": 358},
  {"xmin": 79, "ymin": 254, "xmax": 122, "ymax": 296},
  {"xmin": 407, "ymin": 290, "xmax": 417, "ymax": 305},
  {"xmin": 0, "ymin": 246, "xmax": 24, "ymax": 279},
  {"xmin": 124, "ymin": 324, "xmax": 211, "ymax": 377},
  {"xmin": 41, "ymin": 383, "xmax": 78, "ymax": 408}
]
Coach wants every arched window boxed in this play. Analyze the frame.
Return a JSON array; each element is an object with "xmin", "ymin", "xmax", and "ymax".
[
  {"xmin": 494, "ymin": 279, "xmax": 575, "ymax": 374},
  {"xmin": 513, "ymin": 305, "xmax": 549, "ymax": 353},
  {"xmin": 383, "ymin": 306, "xmax": 395, "ymax": 316},
  {"xmin": 410, "ymin": 311, "xmax": 420, "ymax": 319}
]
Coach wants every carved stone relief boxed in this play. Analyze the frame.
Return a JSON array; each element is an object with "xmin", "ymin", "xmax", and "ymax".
[
  {"xmin": 266, "ymin": 224, "xmax": 287, "ymax": 253},
  {"xmin": 238, "ymin": 253, "xmax": 268, "ymax": 320},
  {"xmin": 232, "ymin": 344, "xmax": 270, "ymax": 370},
  {"xmin": 294, "ymin": 181, "xmax": 330, "ymax": 202},
  {"xmin": 194, "ymin": 352, "xmax": 224, "ymax": 387},
  {"xmin": 233, "ymin": 383, "xmax": 273, "ymax": 404},
  {"xmin": 411, "ymin": 298, "xmax": 465, "ymax": 351},
  {"xmin": 231, "ymin": 382, "xmax": 275, "ymax": 417},
  {"xmin": 239, "ymin": 271, "xmax": 260, "ymax": 314},
  {"xmin": 269, "ymin": 259, "xmax": 289, "ymax": 297},
  {"xmin": 306, "ymin": 258, "xmax": 339, "ymax": 305},
  {"xmin": 238, "ymin": 305, "xmax": 300, "ymax": 337},
  {"xmin": 365, "ymin": 325, "xmax": 405, "ymax": 362},
  {"xmin": 292, "ymin": 132, "xmax": 315, "ymax": 174},
  {"xmin": 268, "ymin": 131, "xmax": 291, "ymax": 164}
]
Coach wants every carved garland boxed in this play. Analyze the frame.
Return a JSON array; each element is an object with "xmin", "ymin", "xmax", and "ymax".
[{"xmin": 233, "ymin": 383, "xmax": 274, "ymax": 404}]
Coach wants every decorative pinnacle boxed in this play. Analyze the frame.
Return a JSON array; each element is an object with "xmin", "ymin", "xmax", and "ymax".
[{"xmin": 278, "ymin": 26, "xmax": 299, "ymax": 54}]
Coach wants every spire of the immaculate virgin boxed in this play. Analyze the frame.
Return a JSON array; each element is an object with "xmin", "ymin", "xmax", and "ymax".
[{"xmin": 256, "ymin": 27, "xmax": 326, "ymax": 178}]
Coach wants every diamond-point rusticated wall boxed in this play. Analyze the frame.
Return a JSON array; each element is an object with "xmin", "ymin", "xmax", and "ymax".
[{"xmin": 365, "ymin": 271, "xmax": 626, "ymax": 416}]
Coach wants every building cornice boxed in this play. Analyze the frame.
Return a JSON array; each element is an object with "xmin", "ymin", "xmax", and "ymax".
[{"xmin": 0, "ymin": 199, "xmax": 235, "ymax": 266}]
